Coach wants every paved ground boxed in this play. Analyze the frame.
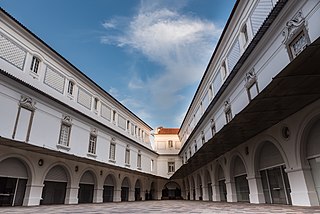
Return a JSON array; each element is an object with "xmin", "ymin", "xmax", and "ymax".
[{"xmin": 1, "ymin": 200, "xmax": 320, "ymax": 214}]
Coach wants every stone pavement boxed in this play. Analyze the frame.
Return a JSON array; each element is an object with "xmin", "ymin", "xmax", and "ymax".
[{"xmin": 1, "ymin": 200, "xmax": 320, "ymax": 214}]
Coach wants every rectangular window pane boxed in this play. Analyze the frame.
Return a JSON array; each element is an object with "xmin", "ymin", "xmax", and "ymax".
[{"xmin": 59, "ymin": 124, "xmax": 70, "ymax": 146}]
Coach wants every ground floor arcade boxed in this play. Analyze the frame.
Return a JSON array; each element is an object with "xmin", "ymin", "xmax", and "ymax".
[
  {"xmin": 0, "ymin": 142, "xmax": 172, "ymax": 207},
  {"xmin": 179, "ymin": 99, "xmax": 320, "ymax": 207}
]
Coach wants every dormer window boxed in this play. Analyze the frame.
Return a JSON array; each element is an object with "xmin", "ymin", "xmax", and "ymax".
[
  {"xmin": 67, "ymin": 81, "xmax": 74, "ymax": 96},
  {"xmin": 30, "ymin": 56, "xmax": 40, "ymax": 74}
]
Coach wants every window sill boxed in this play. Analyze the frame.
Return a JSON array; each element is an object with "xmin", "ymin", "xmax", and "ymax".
[
  {"xmin": 108, "ymin": 159, "xmax": 116, "ymax": 163},
  {"xmin": 137, "ymin": 167, "xmax": 142, "ymax": 170},
  {"xmin": 87, "ymin": 153, "xmax": 97, "ymax": 158},
  {"xmin": 29, "ymin": 71, "xmax": 39, "ymax": 79},
  {"xmin": 56, "ymin": 144, "xmax": 71, "ymax": 151},
  {"xmin": 125, "ymin": 163, "xmax": 130, "ymax": 167},
  {"xmin": 67, "ymin": 94, "xmax": 74, "ymax": 100}
]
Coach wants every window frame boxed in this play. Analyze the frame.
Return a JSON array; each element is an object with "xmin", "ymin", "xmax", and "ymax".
[
  {"xmin": 56, "ymin": 115, "xmax": 72, "ymax": 150},
  {"xmin": 67, "ymin": 80, "xmax": 75, "ymax": 96},
  {"xmin": 109, "ymin": 139, "xmax": 116, "ymax": 162},
  {"xmin": 30, "ymin": 56, "xmax": 41, "ymax": 75},
  {"xmin": 125, "ymin": 146, "xmax": 130, "ymax": 166},
  {"xmin": 168, "ymin": 161, "xmax": 175, "ymax": 173},
  {"xmin": 88, "ymin": 134, "xmax": 97, "ymax": 155}
]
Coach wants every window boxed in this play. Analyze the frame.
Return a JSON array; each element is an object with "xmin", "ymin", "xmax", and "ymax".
[
  {"xmin": 137, "ymin": 152, "xmax": 142, "ymax": 169},
  {"xmin": 185, "ymin": 152, "xmax": 188, "ymax": 162},
  {"xmin": 59, "ymin": 124, "xmax": 71, "ymax": 147},
  {"xmin": 194, "ymin": 141, "xmax": 198, "ymax": 152},
  {"xmin": 225, "ymin": 109, "xmax": 232, "ymax": 123},
  {"xmin": 245, "ymin": 70, "xmax": 259, "ymax": 101},
  {"xmin": 67, "ymin": 81, "xmax": 74, "ymax": 96},
  {"xmin": 125, "ymin": 146, "xmax": 130, "ymax": 165},
  {"xmin": 93, "ymin": 97, "xmax": 99, "ymax": 111},
  {"xmin": 224, "ymin": 100, "xmax": 232, "ymax": 123},
  {"xmin": 168, "ymin": 140, "xmax": 173, "ymax": 148},
  {"xmin": 189, "ymin": 147, "xmax": 192, "ymax": 158},
  {"xmin": 109, "ymin": 142, "xmax": 116, "ymax": 161},
  {"xmin": 168, "ymin": 162, "xmax": 175, "ymax": 173},
  {"xmin": 289, "ymin": 30, "xmax": 308, "ymax": 59},
  {"xmin": 131, "ymin": 124, "xmax": 135, "ymax": 135},
  {"xmin": 201, "ymin": 133, "xmax": 205, "ymax": 145},
  {"xmin": 88, "ymin": 134, "xmax": 97, "ymax": 154},
  {"xmin": 127, "ymin": 120, "xmax": 130, "ymax": 131},
  {"xmin": 209, "ymin": 85, "xmax": 213, "ymax": 100},
  {"xmin": 151, "ymin": 159, "xmax": 154, "ymax": 171},
  {"xmin": 211, "ymin": 119, "xmax": 216, "ymax": 137},
  {"xmin": 240, "ymin": 24, "xmax": 249, "ymax": 48},
  {"xmin": 248, "ymin": 82, "xmax": 259, "ymax": 100},
  {"xmin": 221, "ymin": 61, "xmax": 228, "ymax": 80},
  {"xmin": 112, "ymin": 110, "xmax": 116, "ymax": 122},
  {"xmin": 13, "ymin": 96, "xmax": 36, "ymax": 142},
  {"xmin": 30, "ymin": 56, "xmax": 40, "ymax": 74}
]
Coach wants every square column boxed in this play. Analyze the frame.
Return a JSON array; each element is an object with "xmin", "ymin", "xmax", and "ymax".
[
  {"xmin": 93, "ymin": 188, "xmax": 103, "ymax": 203},
  {"xmin": 286, "ymin": 167, "xmax": 319, "ymax": 206},
  {"xmin": 225, "ymin": 180, "xmax": 237, "ymax": 202},
  {"xmin": 247, "ymin": 175, "xmax": 265, "ymax": 204},
  {"xmin": 114, "ymin": 188, "xmax": 121, "ymax": 202},
  {"xmin": 212, "ymin": 184, "xmax": 221, "ymax": 201},
  {"xmin": 23, "ymin": 184, "xmax": 43, "ymax": 206},
  {"xmin": 202, "ymin": 186, "xmax": 209, "ymax": 201},
  {"xmin": 128, "ymin": 190, "xmax": 135, "ymax": 201},
  {"xmin": 65, "ymin": 186, "xmax": 79, "ymax": 204}
]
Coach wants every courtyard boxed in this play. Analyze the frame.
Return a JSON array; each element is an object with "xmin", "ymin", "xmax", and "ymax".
[{"xmin": 1, "ymin": 200, "xmax": 320, "ymax": 214}]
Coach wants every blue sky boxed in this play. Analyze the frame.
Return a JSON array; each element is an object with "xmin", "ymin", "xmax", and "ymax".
[{"xmin": 1, "ymin": 0, "xmax": 236, "ymax": 128}]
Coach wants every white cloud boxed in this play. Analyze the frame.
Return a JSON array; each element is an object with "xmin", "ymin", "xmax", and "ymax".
[{"xmin": 101, "ymin": 0, "xmax": 222, "ymax": 127}]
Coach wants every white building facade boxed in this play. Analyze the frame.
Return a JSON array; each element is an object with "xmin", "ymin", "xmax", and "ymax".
[
  {"xmin": 1, "ymin": 0, "xmax": 320, "ymax": 208},
  {"xmin": 0, "ymin": 8, "xmax": 169, "ymax": 206},
  {"xmin": 175, "ymin": 0, "xmax": 320, "ymax": 207}
]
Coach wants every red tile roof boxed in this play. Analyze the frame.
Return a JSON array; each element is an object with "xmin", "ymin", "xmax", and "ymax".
[{"xmin": 157, "ymin": 128, "xmax": 180, "ymax": 135}]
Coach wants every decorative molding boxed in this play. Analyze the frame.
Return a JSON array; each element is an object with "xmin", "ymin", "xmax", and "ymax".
[
  {"xmin": 90, "ymin": 128, "xmax": 98, "ymax": 136},
  {"xmin": 244, "ymin": 69, "xmax": 257, "ymax": 88},
  {"xmin": 19, "ymin": 95, "xmax": 36, "ymax": 111},
  {"xmin": 61, "ymin": 115, "xmax": 72, "ymax": 126},
  {"xmin": 282, "ymin": 11, "xmax": 306, "ymax": 44},
  {"xmin": 224, "ymin": 99, "xmax": 231, "ymax": 113}
]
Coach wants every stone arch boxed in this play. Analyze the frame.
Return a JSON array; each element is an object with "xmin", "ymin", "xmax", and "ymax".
[
  {"xmin": 78, "ymin": 169, "xmax": 97, "ymax": 203},
  {"xmin": 190, "ymin": 175, "xmax": 196, "ymax": 200},
  {"xmin": 103, "ymin": 173, "xmax": 117, "ymax": 202},
  {"xmin": 121, "ymin": 176, "xmax": 131, "ymax": 201},
  {"xmin": 149, "ymin": 181, "xmax": 156, "ymax": 200},
  {"xmin": 214, "ymin": 163, "xmax": 227, "ymax": 201},
  {"xmin": 40, "ymin": 163, "xmax": 72, "ymax": 205},
  {"xmin": 253, "ymin": 140, "xmax": 292, "ymax": 204},
  {"xmin": 297, "ymin": 111, "xmax": 320, "ymax": 167},
  {"xmin": 0, "ymin": 155, "xmax": 34, "ymax": 206},
  {"xmin": 229, "ymin": 153, "xmax": 250, "ymax": 202},
  {"xmin": 185, "ymin": 177, "xmax": 190, "ymax": 200},
  {"xmin": 252, "ymin": 136, "xmax": 290, "ymax": 174},
  {"xmin": 196, "ymin": 174, "xmax": 203, "ymax": 200},
  {"xmin": 203, "ymin": 169, "xmax": 213, "ymax": 201},
  {"xmin": 134, "ymin": 179, "xmax": 142, "ymax": 201},
  {"xmin": 161, "ymin": 181, "xmax": 181, "ymax": 200},
  {"xmin": 298, "ymin": 113, "xmax": 320, "ymax": 204}
]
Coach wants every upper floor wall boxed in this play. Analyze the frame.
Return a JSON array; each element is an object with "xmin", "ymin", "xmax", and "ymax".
[
  {"xmin": 179, "ymin": 0, "xmax": 320, "ymax": 161},
  {"xmin": 0, "ymin": 8, "xmax": 152, "ymax": 150}
]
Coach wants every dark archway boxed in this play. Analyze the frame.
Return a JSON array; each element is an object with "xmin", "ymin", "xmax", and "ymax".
[
  {"xmin": 103, "ymin": 174, "xmax": 116, "ymax": 202},
  {"xmin": 41, "ymin": 165, "xmax": 69, "ymax": 205},
  {"xmin": 161, "ymin": 181, "xmax": 181, "ymax": 200},
  {"xmin": 0, "ymin": 158, "xmax": 29, "ymax": 206}
]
